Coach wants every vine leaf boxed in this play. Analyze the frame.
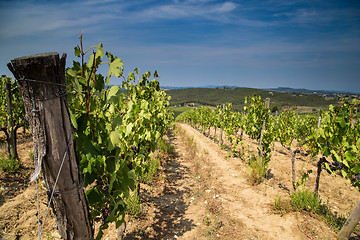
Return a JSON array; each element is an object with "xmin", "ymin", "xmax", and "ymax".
[
  {"xmin": 109, "ymin": 130, "xmax": 121, "ymax": 150},
  {"xmin": 106, "ymin": 58, "xmax": 124, "ymax": 84}
]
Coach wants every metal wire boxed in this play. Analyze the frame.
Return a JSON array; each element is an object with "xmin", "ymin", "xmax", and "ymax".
[
  {"xmin": 34, "ymin": 144, "xmax": 41, "ymax": 239},
  {"xmin": 18, "ymin": 77, "xmax": 67, "ymax": 87},
  {"xmin": 38, "ymin": 131, "xmax": 73, "ymax": 240}
]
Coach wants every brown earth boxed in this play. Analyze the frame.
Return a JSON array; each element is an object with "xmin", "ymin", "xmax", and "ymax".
[{"xmin": 1, "ymin": 123, "xmax": 360, "ymax": 239}]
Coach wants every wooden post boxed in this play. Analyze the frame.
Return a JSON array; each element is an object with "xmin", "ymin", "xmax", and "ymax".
[
  {"xmin": 291, "ymin": 149, "xmax": 300, "ymax": 191},
  {"xmin": 314, "ymin": 157, "xmax": 327, "ymax": 196},
  {"xmin": 8, "ymin": 53, "xmax": 94, "ymax": 240},
  {"xmin": 338, "ymin": 200, "xmax": 360, "ymax": 240}
]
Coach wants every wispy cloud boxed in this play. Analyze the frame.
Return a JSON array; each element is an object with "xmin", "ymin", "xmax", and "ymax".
[
  {"xmin": 129, "ymin": 1, "xmax": 238, "ymax": 22},
  {"xmin": 281, "ymin": 7, "xmax": 360, "ymax": 26},
  {"xmin": 0, "ymin": 0, "xmax": 239, "ymax": 38},
  {"xmin": 0, "ymin": 0, "xmax": 359, "ymax": 92}
]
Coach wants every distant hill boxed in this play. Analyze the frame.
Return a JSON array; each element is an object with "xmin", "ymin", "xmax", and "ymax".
[
  {"xmin": 266, "ymin": 87, "xmax": 360, "ymax": 97},
  {"xmin": 162, "ymin": 85, "xmax": 238, "ymax": 90},
  {"xmin": 163, "ymin": 85, "xmax": 360, "ymax": 96},
  {"xmin": 166, "ymin": 87, "xmax": 340, "ymax": 112}
]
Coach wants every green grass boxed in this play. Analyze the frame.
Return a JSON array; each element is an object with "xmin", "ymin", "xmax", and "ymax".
[
  {"xmin": 246, "ymin": 155, "xmax": 268, "ymax": 185},
  {"xmin": 0, "ymin": 154, "xmax": 21, "ymax": 173},
  {"xmin": 138, "ymin": 158, "xmax": 160, "ymax": 184},
  {"xmin": 125, "ymin": 190, "xmax": 141, "ymax": 217},
  {"xmin": 171, "ymin": 106, "xmax": 194, "ymax": 118},
  {"xmin": 273, "ymin": 188, "xmax": 356, "ymax": 234},
  {"xmin": 290, "ymin": 188, "xmax": 322, "ymax": 212}
]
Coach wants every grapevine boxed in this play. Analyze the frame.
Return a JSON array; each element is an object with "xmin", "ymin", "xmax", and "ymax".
[
  {"xmin": 66, "ymin": 35, "xmax": 173, "ymax": 239},
  {"xmin": 0, "ymin": 75, "xmax": 27, "ymax": 160}
]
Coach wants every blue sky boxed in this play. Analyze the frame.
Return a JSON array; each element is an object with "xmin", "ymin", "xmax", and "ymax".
[{"xmin": 0, "ymin": 0, "xmax": 359, "ymax": 92}]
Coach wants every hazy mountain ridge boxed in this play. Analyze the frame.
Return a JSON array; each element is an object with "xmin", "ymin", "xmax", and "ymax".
[{"xmin": 162, "ymin": 86, "xmax": 360, "ymax": 96}]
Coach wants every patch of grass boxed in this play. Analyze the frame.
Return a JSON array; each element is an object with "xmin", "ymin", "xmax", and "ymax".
[
  {"xmin": 125, "ymin": 190, "xmax": 141, "ymax": 217},
  {"xmin": 204, "ymin": 215, "xmax": 222, "ymax": 239},
  {"xmin": 139, "ymin": 136, "xmax": 175, "ymax": 184},
  {"xmin": 290, "ymin": 189, "xmax": 353, "ymax": 233},
  {"xmin": 29, "ymin": 151, "xmax": 34, "ymax": 161},
  {"xmin": 290, "ymin": 188, "xmax": 322, "ymax": 212},
  {"xmin": 171, "ymin": 106, "xmax": 193, "ymax": 118},
  {"xmin": 157, "ymin": 137, "xmax": 175, "ymax": 158},
  {"xmin": 204, "ymin": 214, "xmax": 211, "ymax": 226},
  {"xmin": 246, "ymin": 155, "xmax": 267, "ymax": 185},
  {"xmin": 273, "ymin": 196, "xmax": 293, "ymax": 215},
  {"xmin": 273, "ymin": 188, "xmax": 357, "ymax": 234},
  {"xmin": 0, "ymin": 154, "xmax": 21, "ymax": 173},
  {"xmin": 183, "ymin": 135, "xmax": 197, "ymax": 159},
  {"xmin": 139, "ymin": 158, "xmax": 160, "ymax": 184}
]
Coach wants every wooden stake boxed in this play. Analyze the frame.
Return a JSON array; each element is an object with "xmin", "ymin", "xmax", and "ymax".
[
  {"xmin": 338, "ymin": 200, "xmax": 360, "ymax": 240},
  {"xmin": 8, "ymin": 52, "xmax": 94, "ymax": 240}
]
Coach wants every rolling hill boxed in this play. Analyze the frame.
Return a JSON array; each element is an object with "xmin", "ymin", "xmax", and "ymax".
[{"xmin": 166, "ymin": 87, "xmax": 340, "ymax": 113}]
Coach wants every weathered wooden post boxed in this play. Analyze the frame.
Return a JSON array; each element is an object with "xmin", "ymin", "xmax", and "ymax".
[
  {"xmin": 338, "ymin": 200, "xmax": 360, "ymax": 240},
  {"xmin": 8, "ymin": 53, "xmax": 94, "ymax": 239}
]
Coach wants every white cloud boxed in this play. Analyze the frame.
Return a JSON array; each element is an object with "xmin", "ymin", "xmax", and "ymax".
[
  {"xmin": 128, "ymin": 0, "xmax": 238, "ymax": 22},
  {"xmin": 0, "ymin": 1, "xmax": 125, "ymax": 38},
  {"xmin": 212, "ymin": 2, "xmax": 237, "ymax": 13}
]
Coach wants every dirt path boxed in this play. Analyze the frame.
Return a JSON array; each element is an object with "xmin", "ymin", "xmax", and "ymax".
[
  {"xmin": 175, "ymin": 123, "xmax": 310, "ymax": 239},
  {"xmin": 170, "ymin": 123, "xmax": 359, "ymax": 240}
]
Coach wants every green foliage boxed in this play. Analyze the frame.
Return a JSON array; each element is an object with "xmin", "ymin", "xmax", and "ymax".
[
  {"xmin": 176, "ymin": 95, "xmax": 274, "ymax": 163},
  {"xmin": 290, "ymin": 188, "xmax": 322, "ymax": 212},
  {"xmin": 167, "ymin": 87, "xmax": 338, "ymax": 112},
  {"xmin": 29, "ymin": 151, "xmax": 34, "ymax": 161},
  {"xmin": 307, "ymin": 98, "xmax": 360, "ymax": 190},
  {"xmin": 222, "ymin": 103, "xmax": 243, "ymax": 156},
  {"xmin": 204, "ymin": 215, "xmax": 222, "ymax": 238},
  {"xmin": 243, "ymin": 95, "xmax": 268, "ymax": 140},
  {"xmin": 0, "ymin": 154, "xmax": 21, "ymax": 173},
  {"xmin": 0, "ymin": 75, "xmax": 27, "ymax": 159},
  {"xmin": 296, "ymin": 113, "xmax": 319, "ymax": 147},
  {"xmin": 244, "ymin": 95, "xmax": 274, "ymax": 165},
  {"xmin": 0, "ymin": 75, "xmax": 26, "ymax": 129},
  {"xmin": 294, "ymin": 170, "xmax": 312, "ymax": 190},
  {"xmin": 171, "ymin": 106, "xmax": 192, "ymax": 118},
  {"xmin": 66, "ymin": 35, "xmax": 173, "ymax": 238},
  {"xmin": 138, "ymin": 158, "xmax": 160, "ymax": 184},
  {"xmin": 274, "ymin": 189, "xmax": 351, "ymax": 233},
  {"xmin": 274, "ymin": 110, "xmax": 299, "ymax": 148},
  {"xmin": 157, "ymin": 137, "xmax": 175, "ymax": 157},
  {"xmin": 176, "ymin": 93, "xmax": 360, "ymax": 195},
  {"xmin": 273, "ymin": 196, "xmax": 293, "ymax": 215},
  {"xmin": 125, "ymin": 190, "xmax": 141, "ymax": 217}
]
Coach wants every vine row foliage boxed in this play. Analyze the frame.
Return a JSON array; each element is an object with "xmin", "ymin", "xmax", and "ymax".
[
  {"xmin": 307, "ymin": 99, "xmax": 360, "ymax": 189},
  {"xmin": 65, "ymin": 37, "xmax": 173, "ymax": 238},
  {"xmin": 0, "ymin": 75, "xmax": 27, "ymax": 160},
  {"xmin": 176, "ymin": 95, "xmax": 360, "ymax": 191}
]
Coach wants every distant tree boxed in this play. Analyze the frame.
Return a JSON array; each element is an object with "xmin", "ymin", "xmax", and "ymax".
[{"xmin": 271, "ymin": 106, "xmax": 278, "ymax": 113}]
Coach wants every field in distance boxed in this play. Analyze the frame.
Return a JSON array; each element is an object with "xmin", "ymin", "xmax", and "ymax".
[{"xmin": 166, "ymin": 87, "xmax": 347, "ymax": 117}]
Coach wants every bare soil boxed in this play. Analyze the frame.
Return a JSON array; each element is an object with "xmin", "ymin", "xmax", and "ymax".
[{"xmin": 1, "ymin": 124, "xmax": 360, "ymax": 239}]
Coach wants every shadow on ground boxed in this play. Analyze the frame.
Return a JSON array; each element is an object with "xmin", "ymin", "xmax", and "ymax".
[{"xmin": 123, "ymin": 131, "xmax": 197, "ymax": 239}]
